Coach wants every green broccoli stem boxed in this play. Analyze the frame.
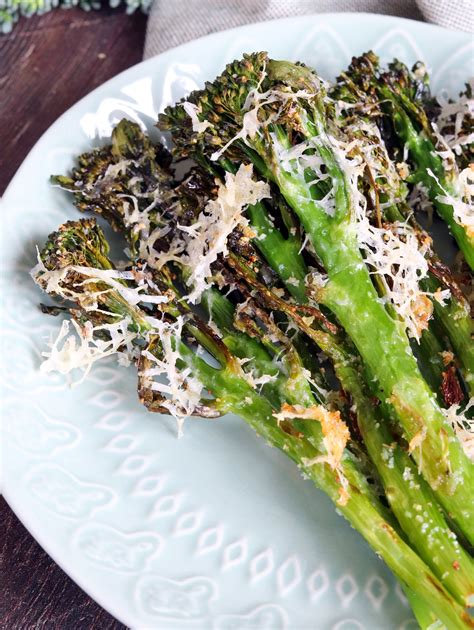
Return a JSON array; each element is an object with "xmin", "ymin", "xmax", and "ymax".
[
  {"xmin": 328, "ymin": 345, "xmax": 474, "ymax": 607},
  {"xmin": 217, "ymin": 158, "xmax": 308, "ymax": 301},
  {"xmin": 198, "ymin": 290, "xmax": 284, "ymax": 409},
  {"xmin": 318, "ymin": 231, "xmax": 474, "ymax": 542},
  {"xmin": 385, "ymin": 103, "xmax": 474, "ymax": 270},
  {"xmin": 423, "ymin": 276, "xmax": 474, "ymax": 397},
  {"xmin": 401, "ymin": 584, "xmax": 446, "ymax": 630},
  {"xmin": 200, "ymin": 288, "xmax": 330, "ymax": 439},
  {"xmin": 257, "ymin": 147, "xmax": 474, "ymax": 544},
  {"xmin": 225, "ymin": 254, "xmax": 474, "ymax": 606},
  {"xmin": 173, "ymin": 343, "xmax": 471, "ymax": 629},
  {"xmin": 247, "ymin": 198, "xmax": 308, "ymax": 301},
  {"xmin": 383, "ymin": 205, "xmax": 474, "ymax": 397},
  {"xmin": 411, "ymin": 328, "xmax": 445, "ymax": 395}
]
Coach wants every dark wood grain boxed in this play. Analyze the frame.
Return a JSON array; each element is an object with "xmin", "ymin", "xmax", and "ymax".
[
  {"xmin": 0, "ymin": 497, "xmax": 125, "ymax": 629},
  {"xmin": 0, "ymin": 8, "xmax": 147, "ymax": 626},
  {"xmin": 0, "ymin": 7, "xmax": 147, "ymax": 195}
]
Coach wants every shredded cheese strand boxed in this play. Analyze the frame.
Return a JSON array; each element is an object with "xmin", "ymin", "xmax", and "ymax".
[
  {"xmin": 273, "ymin": 403, "xmax": 350, "ymax": 505},
  {"xmin": 140, "ymin": 317, "xmax": 203, "ymax": 436},
  {"xmin": 41, "ymin": 318, "xmax": 137, "ymax": 384},
  {"xmin": 443, "ymin": 400, "xmax": 474, "ymax": 461},
  {"xmin": 183, "ymin": 164, "xmax": 270, "ymax": 303}
]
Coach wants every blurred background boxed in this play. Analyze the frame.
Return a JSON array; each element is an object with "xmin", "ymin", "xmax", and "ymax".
[{"xmin": 0, "ymin": 7, "xmax": 147, "ymax": 197}]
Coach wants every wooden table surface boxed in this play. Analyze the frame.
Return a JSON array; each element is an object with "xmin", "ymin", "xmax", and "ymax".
[{"xmin": 1, "ymin": 9, "xmax": 148, "ymax": 626}]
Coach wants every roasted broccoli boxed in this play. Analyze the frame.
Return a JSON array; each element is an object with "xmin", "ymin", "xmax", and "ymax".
[{"xmin": 33, "ymin": 51, "xmax": 474, "ymax": 629}]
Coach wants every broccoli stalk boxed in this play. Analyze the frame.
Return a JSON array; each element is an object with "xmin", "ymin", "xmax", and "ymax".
[
  {"xmin": 34, "ymin": 218, "xmax": 472, "ymax": 629},
  {"xmin": 159, "ymin": 53, "xmax": 474, "ymax": 543},
  {"xmin": 337, "ymin": 51, "xmax": 474, "ymax": 269},
  {"xmin": 145, "ymin": 328, "xmax": 471, "ymax": 630},
  {"xmin": 388, "ymin": 108, "xmax": 474, "ymax": 268},
  {"xmin": 223, "ymin": 251, "xmax": 474, "ymax": 607},
  {"xmin": 55, "ymin": 120, "xmax": 474, "ymax": 595},
  {"xmin": 327, "ymin": 91, "xmax": 474, "ymax": 397},
  {"xmin": 33, "ymin": 218, "xmax": 153, "ymax": 334}
]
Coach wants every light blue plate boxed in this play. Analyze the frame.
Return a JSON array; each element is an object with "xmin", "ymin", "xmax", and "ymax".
[{"xmin": 1, "ymin": 13, "xmax": 471, "ymax": 629}]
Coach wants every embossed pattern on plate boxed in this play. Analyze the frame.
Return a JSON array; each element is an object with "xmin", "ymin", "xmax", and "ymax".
[{"xmin": 2, "ymin": 14, "xmax": 471, "ymax": 629}]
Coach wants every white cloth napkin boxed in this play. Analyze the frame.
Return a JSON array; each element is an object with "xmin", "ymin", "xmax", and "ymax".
[{"xmin": 144, "ymin": 0, "xmax": 473, "ymax": 59}]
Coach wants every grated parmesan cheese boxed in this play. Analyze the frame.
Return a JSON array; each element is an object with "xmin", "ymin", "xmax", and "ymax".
[
  {"xmin": 427, "ymin": 167, "xmax": 474, "ymax": 239},
  {"xmin": 442, "ymin": 400, "xmax": 474, "ymax": 461},
  {"xmin": 31, "ymin": 253, "xmax": 168, "ymax": 312},
  {"xmin": 139, "ymin": 316, "xmax": 203, "ymax": 437},
  {"xmin": 183, "ymin": 164, "xmax": 270, "ymax": 303},
  {"xmin": 40, "ymin": 318, "xmax": 137, "ymax": 384},
  {"xmin": 243, "ymin": 369, "xmax": 278, "ymax": 390},
  {"xmin": 435, "ymin": 81, "xmax": 474, "ymax": 156},
  {"xmin": 182, "ymin": 101, "xmax": 213, "ymax": 134},
  {"xmin": 274, "ymin": 402, "xmax": 350, "ymax": 504}
]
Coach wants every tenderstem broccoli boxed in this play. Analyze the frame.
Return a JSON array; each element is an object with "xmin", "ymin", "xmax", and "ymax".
[
  {"xmin": 334, "ymin": 51, "xmax": 474, "ymax": 269},
  {"xmin": 33, "ymin": 217, "xmax": 472, "ymax": 628},
  {"xmin": 34, "ymin": 49, "xmax": 474, "ymax": 627},
  {"xmin": 158, "ymin": 54, "xmax": 474, "ymax": 543}
]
